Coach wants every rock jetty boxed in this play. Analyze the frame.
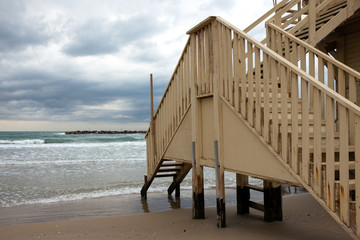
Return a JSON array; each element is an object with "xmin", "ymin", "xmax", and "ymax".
[{"xmin": 65, "ymin": 130, "xmax": 146, "ymax": 135}]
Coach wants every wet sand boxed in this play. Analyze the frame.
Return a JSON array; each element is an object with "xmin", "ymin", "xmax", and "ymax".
[{"xmin": 0, "ymin": 192, "xmax": 352, "ymax": 240}]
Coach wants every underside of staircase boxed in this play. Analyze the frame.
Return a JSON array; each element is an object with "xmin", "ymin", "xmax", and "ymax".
[{"xmin": 142, "ymin": 0, "xmax": 360, "ymax": 238}]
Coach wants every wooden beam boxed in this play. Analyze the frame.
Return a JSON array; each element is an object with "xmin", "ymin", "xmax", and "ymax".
[
  {"xmin": 237, "ymin": 174, "xmax": 250, "ymax": 214},
  {"xmin": 190, "ymin": 32, "xmax": 205, "ymax": 219},
  {"xmin": 213, "ymin": 19, "xmax": 226, "ymax": 228},
  {"xmin": 264, "ymin": 181, "xmax": 282, "ymax": 222}
]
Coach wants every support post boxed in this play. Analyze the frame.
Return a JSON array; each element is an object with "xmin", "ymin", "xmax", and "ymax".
[
  {"xmin": 141, "ymin": 175, "xmax": 148, "ymax": 199},
  {"xmin": 190, "ymin": 33, "xmax": 205, "ymax": 219},
  {"xmin": 263, "ymin": 180, "xmax": 282, "ymax": 222},
  {"xmin": 214, "ymin": 140, "xmax": 226, "ymax": 227},
  {"xmin": 212, "ymin": 19, "xmax": 226, "ymax": 228},
  {"xmin": 236, "ymin": 174, "xmax": 250, "ymax": 215},
  {"xmin": 141, "ymin": 74, "xmax": 157, "ymax": 199},
  {"xmin": 175, "ymin": 176, "xmax": 180, "ymax": 198}
]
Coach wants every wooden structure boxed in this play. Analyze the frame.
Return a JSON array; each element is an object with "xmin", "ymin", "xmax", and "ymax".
[{"xmin": 141, "ymin": 0, "xmax": 360, "ymax": 238}]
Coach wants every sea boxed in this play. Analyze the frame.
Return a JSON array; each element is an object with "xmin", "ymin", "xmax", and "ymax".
[{"xmin": 0, "ymin": 131, "xmax": 265, "ymax": 209}]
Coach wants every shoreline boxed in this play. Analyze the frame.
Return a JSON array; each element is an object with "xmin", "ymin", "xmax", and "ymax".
[{"xmin": 0, "ymin": 193, "xmax": 351, "ymax": 240}]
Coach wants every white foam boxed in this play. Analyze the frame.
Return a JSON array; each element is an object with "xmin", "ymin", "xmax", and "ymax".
[{"xmin": 0, "ymin": 139, "xmax": 45, "ymax": 145}]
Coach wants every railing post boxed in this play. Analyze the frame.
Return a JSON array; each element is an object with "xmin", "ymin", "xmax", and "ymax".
[
  {"xmin": 190, "ymin": 32, "xmax": 205, "ymax": 219},
  {"xmin": 308, "ymin": 0, "xmax": 316, "ymax": 46}
]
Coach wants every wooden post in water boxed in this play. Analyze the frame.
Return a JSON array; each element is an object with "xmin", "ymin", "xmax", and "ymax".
[
  {"xmin": 141, "ymin": 74, "xmax": 156, "ymax": 199},
  {"xmin": 236, "ymin": 174, "xmax": 250, "ymax": 214},
  {"xmin": 263, "ymin": 180, "xmax": 282, "ymax": 222}
]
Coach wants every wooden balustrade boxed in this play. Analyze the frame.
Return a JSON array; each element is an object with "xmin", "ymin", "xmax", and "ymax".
[{"xmin": 145, "ymin": 38, "xmax": 192, "ymax": 177}]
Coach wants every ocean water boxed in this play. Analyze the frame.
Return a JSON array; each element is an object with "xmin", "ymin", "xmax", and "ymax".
[{"xmin": 0, "ymin": 131, "xmax": 262, "ymax": 208}]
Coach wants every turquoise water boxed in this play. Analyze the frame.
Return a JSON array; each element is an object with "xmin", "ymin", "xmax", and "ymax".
[{"xmin": 0, "ymin": 131, "xmax": 259, "ymax": 208}]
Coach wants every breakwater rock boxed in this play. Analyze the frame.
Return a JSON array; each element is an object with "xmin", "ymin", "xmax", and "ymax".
[{"xmin": 65, "ymin": 130, "xmax": 146, "ymax": 135}]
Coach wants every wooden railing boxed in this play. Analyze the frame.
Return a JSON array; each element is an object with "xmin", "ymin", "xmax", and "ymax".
[
  {"xmin": 146, "ymin": 37, "xmax": 192, "ymax": 177},
  {"xmin": 145, "ymin": 24, "xmax": 215, "ymax": 178},
  {"xmin": 188, "ymin": 16, "xmax": 360, "ymax": 237},
  {"xmin": 267, "ymin": 22, "xmax": 359, "ymax": 139}
]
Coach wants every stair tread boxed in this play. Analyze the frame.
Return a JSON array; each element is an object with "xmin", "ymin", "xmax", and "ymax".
[
  {"xmin": 158, "ymin": 168, "xmax": 181, "ymax": 172},
  {"xmin": 161, "ymin": 163, "xmax": 184, "ymax": 167},
  {"xmin": 155, "ymin": 173, "xmax": 177, "ymax": 178}
]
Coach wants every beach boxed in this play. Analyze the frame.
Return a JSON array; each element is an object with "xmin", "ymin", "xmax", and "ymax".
[
  {"xmin": 0, "ymin": 132, "xmax": 352, "ymax": 239},
  {"xmin": 0, "ymin": 193, "xmax": 351, "ymax": 240}
]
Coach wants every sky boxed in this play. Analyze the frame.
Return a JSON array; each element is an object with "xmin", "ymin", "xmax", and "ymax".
[{"xmin": 0, "ymin": 0, "xmax": 273, "ymax": 131}]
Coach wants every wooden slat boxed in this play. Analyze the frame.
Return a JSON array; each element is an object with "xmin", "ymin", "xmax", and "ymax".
[
  {"xmin": 326, "ymin": 96, "xmax": 335, "ymax": 211},
  {"xmin": 179, "ymin": 60, "xmax": 184, "ymax": 117},
  {"xmin": 290, "ymin": 40, "xmax": 299, "ymax": 174},
  {"xmin": 309, "ymin": 51, "xmax": 315, "ymax": 112},
  {"xmin": 233, "ymin": 33, "xmax": 240, "ymax": 112},
  {"xmin": 218, "ymin": 23, "xmax": 224, "ymax": 97},
  {"xmin": 248, "ymin": 41, "xmax": 254, "ymax": 126},
  {"xmin": 271, "ymin": 58, "xmax": 279, "ymax": 152},
  {"xmin": 198, "ymin": 29, "xmax": 205, "ymax": 95},
  {"xmin": 318, "ymin": 57, "xmax": 325, "ymax": 119},
  {"xmin": 313, "ymin": 86, "xmax": 322, "ymax": 197},
  {"xmin": 226, "ymin": 27, "xmax": 233, "ymax": 105},
  {"xmin": 240, "ymin": 37, "xmax": 246, "ymax": 118},
  {"xmin": 205, "ymin": 26, "xmax": 211, "ymax": 94},
  {"xmin": 223, "ymin": 26, "xmax": 229, "ymax": 100},
  {"xmin": 263, "ymin": 54, "xmax": 270, "ymax": 143},
  {"xmin": 255, "ymin": 47, "xmax": 261, "ymax": 133},
  {"xmin": 300, "ymin": 46, "xmax": 310, "ymax": 185},
  {"xmin": 280, "ymin": 64, "xmax": 288, "ymax": 162},
  {"xmin": 339, "ymin": 104, "xmax": 350, "ymax": 227}
]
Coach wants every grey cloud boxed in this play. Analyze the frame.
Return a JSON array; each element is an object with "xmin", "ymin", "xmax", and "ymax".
[
  {"xmin": 63, "ymin": 14, "xmax": 164, "ymax": 57},
  {"xmin": 0, "ymin": 66, "xmax": 164, "ymax": 124},
  {"xmin": 0, "ymin": 1, "xmax": 51, "ymax": 52}
]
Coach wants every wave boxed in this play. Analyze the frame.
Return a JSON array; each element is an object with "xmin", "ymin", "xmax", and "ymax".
[
  {"xmin": 1, "ymin": 186, "xmax": 152, "ymax": 207},
  {"xmin": 0, "ymin": 136, "xmax": 144, "ymax": 145},
  {"xmin": 0, "ymin": 139, "xmax": 45, "ymax": 145}
]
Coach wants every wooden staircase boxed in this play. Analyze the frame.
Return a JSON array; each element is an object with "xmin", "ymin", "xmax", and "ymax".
[{"xmin": 142, "ymin": 0, "xmax": 360, "ymax": 238}]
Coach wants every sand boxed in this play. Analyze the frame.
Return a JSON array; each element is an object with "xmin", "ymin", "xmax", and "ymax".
[{"xmin": 0, "ymin": 193, "xmax": 352, "ymax": 240}]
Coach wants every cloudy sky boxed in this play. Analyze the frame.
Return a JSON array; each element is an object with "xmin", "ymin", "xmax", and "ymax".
[{"xmin": 0, "ymin": 0, "xmax": 273, "ymax": 131}]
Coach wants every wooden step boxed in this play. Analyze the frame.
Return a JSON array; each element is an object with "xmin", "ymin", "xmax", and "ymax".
[
  {"xmin": 158, "ymin": 168, "xmax": 181, "ymax": 173},
  {"xmin": 161, "ymin": 162, "xmax": 184, "ymax": 167},
  {"xmin": 155, "ymin": 173, "xmax": 177, "ymax": 178}
]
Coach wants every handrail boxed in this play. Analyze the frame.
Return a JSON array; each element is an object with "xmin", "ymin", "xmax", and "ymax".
[
  {"xmin": 214, "ymin": 16, "xmax": 360, "ymax": 114},
  {"xmin": 145, "ymin": 36, "xmax": 193, "ymax": 177},
  {"xmin": 153, "ymin": 36, "xmax": 191, "ymax": 117},
  {"xmin": 268, "ymin": 22, "xmax": 360, "ymax": 80}
]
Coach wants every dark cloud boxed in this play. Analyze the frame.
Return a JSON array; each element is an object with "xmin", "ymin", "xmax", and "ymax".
[
  {"xmin": 63, "ymin": 14, "xmax": 164, "ymax": 57},
  {"xmin": 0, "ymin": 65, "xmax": 167, "ymax": 124}
]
